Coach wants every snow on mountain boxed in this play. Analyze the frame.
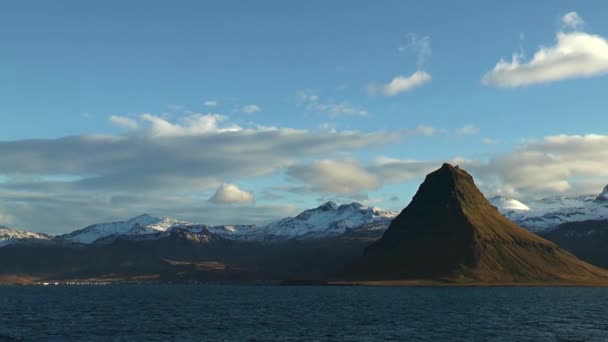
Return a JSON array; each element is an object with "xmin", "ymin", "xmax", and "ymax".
[
  {"xmin": 596, "ymin": 185, "xmax": 608, "ymax": 202},
  {"xmin": 0, "ymin": 227, "xmax": 50, "ymax": 247},
  {"xmin": 253, "ymin": 201, "xmax": 396, "ymax": 240},
  {"xmin": 489, "ymin": 196, "xmax": 530, "ymax": 211},
  {"xmin": 57, "ymin": 202, "xmax": 396, "ymax": 244},
  {"xmin": 59, "ymin": 214, "xmax": 178, "ymax": 244},
  {"xmin": 491, "ymin": 187, "xmax": 608, "ymax": 232}
]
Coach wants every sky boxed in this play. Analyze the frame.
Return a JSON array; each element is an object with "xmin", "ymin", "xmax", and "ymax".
[{"xmin": 1, "ymin": 1, "xmax": 608, "ymax": 233}]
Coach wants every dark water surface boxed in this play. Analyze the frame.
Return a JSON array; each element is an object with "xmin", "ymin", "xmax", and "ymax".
[{"xmin": 0, "ymin": 285, "xmax": 607, "ymax": 341}]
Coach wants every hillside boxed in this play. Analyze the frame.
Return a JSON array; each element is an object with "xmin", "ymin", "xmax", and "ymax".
[{"xmin": 354, "ymin": 163, "xmax": 608, "ymax": 283}]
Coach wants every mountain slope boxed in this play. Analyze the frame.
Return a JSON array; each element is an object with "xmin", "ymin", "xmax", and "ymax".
[
  {"xmin": 541, "ymin": 219, "xmax": 608, "ymax": 269},
  {"xmin": 256, "ymin": 202, "xmax": 395, "ymax": 240},
  {"xmin": 50, "ymin": 202, "xmax": 396, "ymax": 245},
  {"xmin": 0, "ymin": 227, "xmax": 50, "ymax": 247},
  {"xmin": 355, "ymin": 163, "xmax": 608, "ymax": 283},
  {"xmin": 491, "ymin": 193, "xmax": 608, "ymax": 232},
  {"xmin": 57, "ymin": 214, "xmax": 188, "ymax": 244}
]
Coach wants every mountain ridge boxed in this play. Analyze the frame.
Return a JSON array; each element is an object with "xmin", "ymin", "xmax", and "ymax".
[{"xmin": 0, "ymin": 202, "xmax": 396, "ymax": 246}]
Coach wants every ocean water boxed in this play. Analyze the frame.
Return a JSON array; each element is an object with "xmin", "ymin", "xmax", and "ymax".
[{"xmin": 0, "ymin": 285, "xmax": 607, "ymax": 341}]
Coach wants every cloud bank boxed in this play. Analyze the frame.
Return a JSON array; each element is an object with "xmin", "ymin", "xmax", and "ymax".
[{"xmin": 0, "ymin": 113, "xmax": 400, "ymax": 232}]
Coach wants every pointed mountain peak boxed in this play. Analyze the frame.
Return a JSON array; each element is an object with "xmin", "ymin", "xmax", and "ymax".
[
  {"xmin": 317, "ymin": 201, "xmax": 339, "ymax": 211},
  {"xmin": 408, "ymin": 163, "xmax": 485, "ymax": 211},
  {"xmin": 354, "ymin": 163, "xmax": 608, "ymax": 283}
]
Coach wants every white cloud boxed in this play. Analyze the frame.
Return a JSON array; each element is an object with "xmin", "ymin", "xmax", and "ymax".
[
  {"xmin": 466, "ymin": 134, "xmax": 608, "ymax": 198},
  {"xmin": 140, "ymin": 113, "xmax": 241, "ymax": 136},
  {"xmin": 368, "ymin": 71, "xmax": 432, "ymax": 96},
  {"xmin": 369, "ymin": 158, "xmax": 440, "ymax": 184},
  {"xmin": 411, "ymin": 125, "xmax": 444, "ymax": 136},
  {"xmin": 240, "ymin": 104, "xmax": 261, "ymax": 114},
  {"xmin": 482, "ymin": 12, "xmax": 608, "ymax": 87},
  {"xmin": 369, "ymin": 33, "xmax": 432, "ymax": 96},
  {"xmin": 456, "ymin": 125, "xmax": 479, "ymax": 135},
  {"xmin": 308, "ymin": 102, "xmax": 368, "ymax": 117},
  {"xmin": 288, "ymin": 159, "xmax": 380, "ymax": 194},
  {"xmin": 210, "ymin": 183, "xmax": 255, "ymax": 204},
  {"xmin": 0, "ymin": 112, "xmax": 401, "ymax": 232},
  {"xmin": 287, "ymin": 133, "xmax": 608, "ymax": 201},
  {"xmin": 562, "ymin": 12, "xmax": 584, "ymax": 30},
  {"xmin": 405, "ymin": 125, "xmax": 474, "ymax": 137},
  {"xmin": 204, "ymin": 100, "xmax": 218, "ymax": 107},
  {"xmin": 298, "ymin": 91, "xmax": 368, "ymax": 117},
  {"xmin": 109, "ymin": 115, "xmax": 139, "ymax": 130}
]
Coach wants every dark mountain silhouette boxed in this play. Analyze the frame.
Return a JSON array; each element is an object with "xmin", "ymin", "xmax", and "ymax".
[
  {"xmin": 541, "ymin": 219, "xmax": 608, "ymax": 269},
  {"xmin": 354, "ymin": 163, "xmax": 608, "ymax": 283}
]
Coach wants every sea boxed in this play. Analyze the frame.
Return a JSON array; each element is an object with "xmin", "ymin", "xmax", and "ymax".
[{"xmin": 0, "ymin": 285, "xmax": 607, "ymax": 341}]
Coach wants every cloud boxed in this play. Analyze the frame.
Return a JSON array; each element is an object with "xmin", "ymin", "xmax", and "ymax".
[
  {"xmin": 482, "ymin": 138, "xmax": 500, "ymax": 145},
  {"xmin": 482, "ymin": 12, "xmax": 608, "ymax": 87},
  {"xmin": 204, "ymin": 100, "xmax": 218, "ymax": 107},
  {"xmin": 368, "ymin": 71, "xmax": 432, "ymax": 96},
  {"xmin": 0, "ymin": 112, "xmax": 401, "ymax": 232},
  {"xmin": 562, "ymin": 11, "xmax": 584, "ymax": 30},
  {"xmin": 286, "ymin": 133, "xmax": 608, "ymax": 201},
  {"xmin": 399, "ymin": 33, "xmax": 432, "ymax": 68},
  {"xmin": 287, "ymin": 157, "xmax": 447, "ymax": 195},
  {"xmin": 368, "ymin": 33, "xmax": 432, "ymax": 96},
  {"xmin": 240, "ymin": 104, "xmax": 261, "ymax": 114},
  {"xmin": 465, "ymin": 134, "xmax": 608, "ymax": 198},
  {"xmin": 287, "ymin": 159, "xmax": 380, "ymax": 194},
  {"xmin": 411, "ymin": 125, "xmax": 445, "ymax": 136},
  {"xmin": 297, "ymin": 91, "xmax": 368, "ymax": 117},
  {"xmin": 405, "ymin": 125, "xmax": 475, "ymax": 137},
  {"xmin": 140, "ymin": 113, "xmax": 241, "ymax": 136},
  {"xmin": 109, "ymin": 115, "xmax": 139, "ymax": 130},
  {"xmin": 210, "ymin": 183, "xmax": 255, "ymax": 204},
  {"xmin": 456, "ymin": 125, "xmax": 479, "ymax": 136},
  {"xmin": 369, "ymin": 157, "xmax": 454, "ymax": 184}
]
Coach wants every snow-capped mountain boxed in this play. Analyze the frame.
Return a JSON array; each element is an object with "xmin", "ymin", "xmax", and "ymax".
[
  {"xmin": 254, "ymin": 202, "xmax": 396, "ymax": 240},
  {"xmin": 51, "ymin": 202, "xmax": 397, "ymax": 244},
  {"xmin": 489, "ymin": 196, "xmax": 530, "ymax": 211},
  {"xmin": 0, "ymin": 227, "xmax": 50, "ymax": 247},
  {"xmin": 490, "ymin": 186, "xmax": 608, "ymax": 232},
  {"xmin": 58, "ymin": 214, "xmax": 186, "ymax": 244}
]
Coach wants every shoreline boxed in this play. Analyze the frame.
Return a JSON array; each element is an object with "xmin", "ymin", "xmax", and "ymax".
[
  {"xmin": 4, "ymin": 278, "xmax": 608, "ymax": 288},
  {"xmin": 329, "ymin": 280, "xmax": 608, "ymax": 287}
]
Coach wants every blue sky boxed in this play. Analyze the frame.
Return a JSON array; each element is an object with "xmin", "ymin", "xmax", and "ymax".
[{"xmin": 1, "ymin": 1, "xmax": 608, "ymax": 233}]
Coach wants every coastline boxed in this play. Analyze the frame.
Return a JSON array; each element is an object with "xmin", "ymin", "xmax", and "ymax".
[{"xmin": 329, "ymin": 280, "xmax": 608, "ymax": 287}]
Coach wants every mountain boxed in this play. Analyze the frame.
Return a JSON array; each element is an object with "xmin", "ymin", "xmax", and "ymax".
[
  {"xmin": 491, "ymin": 193, "xmax": 608, "ymax": 232},
  {"xmin": 541, "ymin": 219, "xmax": 608, "ymax": 269},
  {"xmin": 489, "ymin": 196, "xmax": 530, "ymax": 211},
  {"xmin": 0, "ymin": 227, "xmax": 50, "ymax": 247},
  {"xmin": 49, "ymin": 202, "xmax": 396, "ymax": 245},
  {"xmin": 596, "ymin": 186, "xmax": 608, "ymax": 202},
  {"xmin": 254, "ymin": 202, "xmax": 395, "ymax": 240},
  {"xmin": 57, "ymin": 214, "xmax": 174, "ymax": 244},
  {"xmin": 354, "ymin": 163, "xmax": 608, "ymax": 283},
  {"xmin": 0, "ymin": 202, "xmax": 395, "ymax": 283}
]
